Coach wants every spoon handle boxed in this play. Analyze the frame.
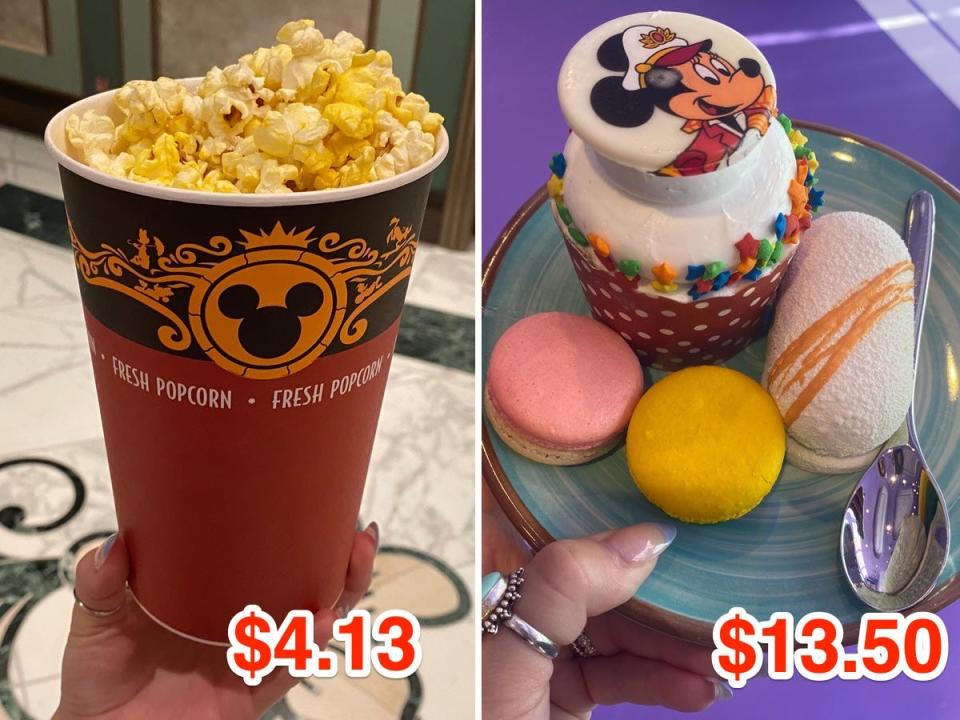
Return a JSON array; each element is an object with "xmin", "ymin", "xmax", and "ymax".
[{"xmin": 904, "ymin": 190, "xmax": 936, "ymax": 444}]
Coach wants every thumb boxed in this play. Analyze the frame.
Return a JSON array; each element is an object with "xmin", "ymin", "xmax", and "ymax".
[
  {"xmin": 71, "ymin": 532, "xmax": 130, "ymax": 637},
  {"xmin": 512, "ymin": 523, "xmax": 675, "ymax": 646},
  {"xmin": 481, "ymin": 524, "xmax": 675, "ymax": 715}
]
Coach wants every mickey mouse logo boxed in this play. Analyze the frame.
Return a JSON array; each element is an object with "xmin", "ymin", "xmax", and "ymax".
[
  {"xmin": 215, "ymin": 278, "xmax": 327, "ymax": 362},
  {"xmin": 189, "ymin": 236, "xmax": 343, "ymax": 378},
  {"xmin": 590, "ymin": 24, "xmax": 776, "ymax": 176},
  {"xmin": 71, "ymin": 219, "xmax": 418, "ymax": 379}
]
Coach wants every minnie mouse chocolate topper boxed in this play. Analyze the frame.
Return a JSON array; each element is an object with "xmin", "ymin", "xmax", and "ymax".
[{"xmin": 558, "ymin": 12, "xmax": 778, "ymax": 177}]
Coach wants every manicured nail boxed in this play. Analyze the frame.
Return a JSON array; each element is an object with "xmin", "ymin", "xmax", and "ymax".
[
  {"xmin": 601, "ymin": 523, "xmax": 676, "ymax": 565},
  {"xmin": 95, "ymin": 533, "xmax": 117, "ymax": 570},
  {"xmin": 706, "ymin": 677, "xmax": 733, "ymax": 701},
  {"xmin": 602, "ymin": 523, "xmax": 677, "ymax": 565},
  {"xmin": 364, "ymin": 521, "xmax": 380, "ymax": 553},
  {"xmin": 651, "ymin": 522, "xmax": 677, "ymax": 548}
]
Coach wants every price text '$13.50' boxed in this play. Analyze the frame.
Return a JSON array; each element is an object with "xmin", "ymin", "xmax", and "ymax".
[{"xmin": 712, "ymin": 607, "xmax": 948, "ymax": 687}]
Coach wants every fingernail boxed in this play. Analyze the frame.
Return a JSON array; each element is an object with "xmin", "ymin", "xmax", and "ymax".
[
  {"xmin": 706, "ymin": 677, "xmax": 733, "ymax": 701},
  {"xmin": 336, "ymin": 604, "xmax": 353, "ymax": 619},
  {"xmin": 94, "ymin": 533, "xmax": 117, "ymax": 570},
  {"xmin": 601, "ymin": 523, "xmax": 676, "ymax": 565},
  {"xmin": 651, "ymin": 522, "xmax": 677, "ymax": 548},
  {"xmin": 364, "ymin": 521, "xmax": 380, "ymax": 553}
]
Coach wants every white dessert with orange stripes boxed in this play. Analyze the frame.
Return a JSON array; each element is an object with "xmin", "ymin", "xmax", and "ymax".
[{"xmin": 763, "ymin": 211, "xmax": 914, "ymax": 474}]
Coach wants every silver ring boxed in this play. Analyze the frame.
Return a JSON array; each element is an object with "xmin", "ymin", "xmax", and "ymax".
[
  {"xmin": 503, "ymin": 613, "xmax": 559, "ymax": 659},
  {"xmin": 571, "ymin": 632, "xmax": 602, "ymax": 658},
  {"xmin": 482, "ymin": 568, "xmax": 559, "ymax": 659},
  {"xmin": 73, "ymin": 588, "xmax": 124, "ymax": 618}
]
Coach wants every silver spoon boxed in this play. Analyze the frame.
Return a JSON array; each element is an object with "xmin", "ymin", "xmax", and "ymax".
[{"xmin": 840, "ymin": 190, "xmax": 950, "ymax": 611}]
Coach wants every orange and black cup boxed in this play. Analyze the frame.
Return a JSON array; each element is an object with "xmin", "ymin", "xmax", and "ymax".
[{"xmin": 46, "ymin": 87, "xmax": 448, "ymax": 644}]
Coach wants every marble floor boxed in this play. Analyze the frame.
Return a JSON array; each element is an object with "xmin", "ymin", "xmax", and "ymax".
[{"xmin": 0, "ymin": 127, "xmax": 476, "ymax": 720}]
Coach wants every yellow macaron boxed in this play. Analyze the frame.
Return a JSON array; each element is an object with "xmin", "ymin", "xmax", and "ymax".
[{"xmin": 626, "ymin": 366, "xmax": 785, "ymax": 524}]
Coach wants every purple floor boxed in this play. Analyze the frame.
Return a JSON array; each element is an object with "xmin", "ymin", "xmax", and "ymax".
[{"xmin": 482, "ymin": 0, "xmax": 960, "ymax": 717}]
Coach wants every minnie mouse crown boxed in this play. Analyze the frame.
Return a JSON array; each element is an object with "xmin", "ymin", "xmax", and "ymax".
[{"xmin": 557, "ymin": 11, "xmax": 777, "ymax": 174}]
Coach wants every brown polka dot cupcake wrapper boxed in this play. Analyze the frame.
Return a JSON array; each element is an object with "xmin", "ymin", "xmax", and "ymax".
[{"xmin": 561, "ymin": 237, "xmax": 793, "ymax": 370}]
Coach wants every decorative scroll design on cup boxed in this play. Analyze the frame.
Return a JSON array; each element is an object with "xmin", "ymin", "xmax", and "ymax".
[
  {"xmin": 340, "ymin": 218, "xmax": 419, "ymax": 345},
  {"xmin": 70, "ymin": 223, "xmax": 195, "ymax": 351},
  {"xmin": 70, "ymin": 217, "xmax": 418, "ymax": 379}
]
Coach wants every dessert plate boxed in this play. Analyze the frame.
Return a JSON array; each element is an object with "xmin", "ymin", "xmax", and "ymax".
[{"xmin": 482, "ymin": 121, "xmax": 960, "ymax": 645}]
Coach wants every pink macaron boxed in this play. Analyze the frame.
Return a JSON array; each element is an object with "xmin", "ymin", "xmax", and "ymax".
[{"xmin": 485, "ymin": 311, "xmax": 644, "ymax": 465}]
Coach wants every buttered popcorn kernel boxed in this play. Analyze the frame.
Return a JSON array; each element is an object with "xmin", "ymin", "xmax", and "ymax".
[{"xmin": 65, "ymin": 19, "xmax": 443, "ymax": 193}]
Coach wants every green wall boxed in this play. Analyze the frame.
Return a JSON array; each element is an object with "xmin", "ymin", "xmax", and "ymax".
[{"xmin": 411, "ymin": 0, "xmax": 473, "ymax": 191}]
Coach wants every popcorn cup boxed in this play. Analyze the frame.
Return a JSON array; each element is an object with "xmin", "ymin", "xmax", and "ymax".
[
  {"xmin": 46, "ymin": 87, "xmax": 448, "ymax": 643},
  {"xmin": 553, "ymin": 204, "xmax": 794, "ymax": 371}
]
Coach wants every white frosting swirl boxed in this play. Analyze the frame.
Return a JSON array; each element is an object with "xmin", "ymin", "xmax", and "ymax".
[{"xmin": 561, "ymin": 120, "xmax": 796, "ymax": 285}]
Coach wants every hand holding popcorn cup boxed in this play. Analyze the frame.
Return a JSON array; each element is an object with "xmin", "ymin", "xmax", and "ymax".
[{"xmin": 47, "ymin": 20, "xmax": 447, "ymax": 643}]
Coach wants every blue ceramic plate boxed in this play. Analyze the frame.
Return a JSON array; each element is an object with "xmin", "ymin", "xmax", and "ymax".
[{"xmin": 482, "ymin": 122, "xmax": 960, "ymax": 644}]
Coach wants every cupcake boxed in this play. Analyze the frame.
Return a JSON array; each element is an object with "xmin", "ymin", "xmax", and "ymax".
[{"xmin": 549, "ymin": 11, "xmax": 823, "ymax": 369}]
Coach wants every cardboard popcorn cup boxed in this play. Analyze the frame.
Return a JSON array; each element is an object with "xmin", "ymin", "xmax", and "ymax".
[
  {"xmin": 553, "ymin": 206, "xmax": 795, "ymax": 371},
  {"xmin": 46, "ymin": 86, "xmax": 448, "ymax": 644}
]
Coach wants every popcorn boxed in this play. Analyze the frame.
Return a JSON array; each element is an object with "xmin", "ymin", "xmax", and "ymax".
[
  {"xmin": 324, "ymin": 102, "xmax": 374, "ymax": 139},
  {"xmin": 66, "ymin": 110, "xmax": 114, "ymax": 156},
  {"xmin": 256, "ymin": 159, "xmax": 300, "ymax": 193},
  {"xmin": 373, "ymin": 122, "xmax": 437, "ymax": 180},
  {"xmin": 67, "ymin": 19, "xmax": 442, "ymax": 193},
  {"xmin": 276, "ymin": 19, "xmax": 325, "ymax": 56},
  {"xmin": 255, "ymin": 110, "xmax": 296, "ymax": 157}
]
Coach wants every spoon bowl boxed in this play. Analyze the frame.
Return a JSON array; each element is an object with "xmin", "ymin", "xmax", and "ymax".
[
  {"xmin": 842, "ymin": 444, "xmax": 949, "ymax": 610},
  {"xmin": 841, "ymin": 190, "xmax": 951, "ymax": 611}
]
